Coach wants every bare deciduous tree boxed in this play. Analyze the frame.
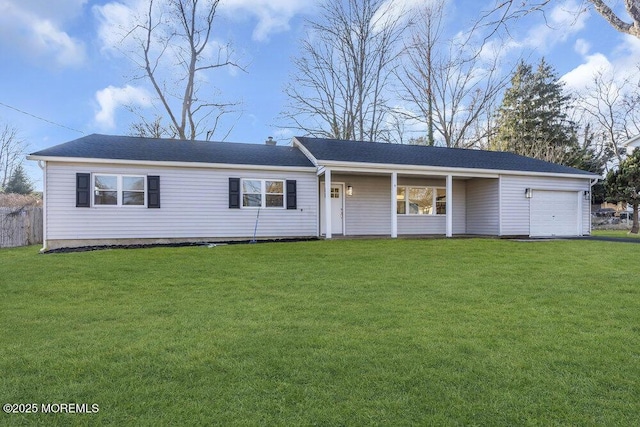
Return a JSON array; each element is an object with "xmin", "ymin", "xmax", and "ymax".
[
  {"xmin": 398, "ymin": 3, "xmax": 509, "ymax": 148},
  {"xmin": 575, "ymin": 68, "xmax": 640, "ymax": 168},
  {"xmin": 282, "ymin": 0, "xmax": 407, "ymax": 142},
  {"xmin": 399, "ymin": 3, "xmax": 444, "ymax": 146},
  {"xmin": 128, "ymin": 115, "xmax": 176, "ymax": 139},
  {"xmin": 476, "ymin": 1, "xmax": 640, "ymax": 40},
  {"xmin": 123, "ymin": 0, "xmax": 243, "ymax": 140},
  {"xmin": 0, "ymin": 124, "xmax": 26, "ymax": 190},
  {"xmin": 585, "ymin": 0, "xmax": 640, "ymax": 38}
]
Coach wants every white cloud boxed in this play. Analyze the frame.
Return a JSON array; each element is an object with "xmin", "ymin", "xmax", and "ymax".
[
  {"xmin": 562, "ymin": 34, "xmax": 640, "ymax": 94},
  {"xmin": 0, "ymin": 0, "xmax": 87, "ymax": 67},
  {"xmin": 13, "ymin": 0, "xmax": 86, "ymax": 22},
  {"xmin": 574, "ymin": 38, "xmax": 590, "ymax": 56},
  {"xmin": 522, "ymin": 0, "xmax": 589, "ymax": 52},
  {"xmin": 611, "ymin": 34, "xmax": 640, "ymax": 69},
  {"xmin": 372, "ymin": 0, "xmax": 431, "ymax": 32},
  {"xmin": 94, "ymin": 1, "xmax": 139, "ymax": 54},
  {"xmin": 220, "ymin": 0, "xmax": 315, "ymax": 42},
  {"xmin": 95, "ymin": 85, "xmax": 152, "ymax": 129},
  {"xmin": 95, "ymin": 0, "xmax": 314, "ymax": 46},
  {"xmin": 560, "ymin": 52, "xmax": 612, "ymax": 91},
  {"xmin": 95, "ymin": 0, "xmax": 216, "ymax": 82}
]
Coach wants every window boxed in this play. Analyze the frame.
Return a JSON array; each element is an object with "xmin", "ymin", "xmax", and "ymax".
[
  {"xmin": 94, "ymin": 175, "xmax": 118, "ymax": 205},
  {"xmin": 397, "ymin": 187, "xmax": 406, "ymax": 214},
  {"xmin": 241, "ymin": 179, "xmax": 285, "ymax": 208},
  {"xmin": 409, "ymin": 187, "xmax": 433, "ymax": 214},
  {"xmin": 123, "ymin": 176, "xmax": 145, "ymax": 205},
  {"xmin": 265, "ymin": 181, "xmax": 284, "ymax": 207},
  {"xmin": 435, "ymin": 188, "xmax": 446, "ymax": 214},
  {"xmin": 242, "ymin": 179, "xmax": 262, "ymax": 207},
  {"xmin": 93, "ymin": 174, "xmax": 146, "ymax": 207},
  {"xmin": 397, "ymin": 186, "xmax": 446, "ymax": 215}
]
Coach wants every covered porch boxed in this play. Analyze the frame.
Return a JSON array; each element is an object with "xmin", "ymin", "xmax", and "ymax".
[{"xmin": 318, "ymin": 167, "xmax": 500, "ymax": 239}]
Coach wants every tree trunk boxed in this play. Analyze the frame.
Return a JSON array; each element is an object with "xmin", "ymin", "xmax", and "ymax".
[{"xmin": 632, "ymin": 203, "xmax": 639, "ymax": 234}]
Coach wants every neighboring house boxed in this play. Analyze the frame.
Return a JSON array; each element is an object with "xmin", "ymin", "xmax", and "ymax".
[
  {"xmin": 28, "ymin": 134, "xmax": 599, "ymax": 251},
  {"xmin": 624, "ymin": 134, "xmax": 640, "ymax": 154}
]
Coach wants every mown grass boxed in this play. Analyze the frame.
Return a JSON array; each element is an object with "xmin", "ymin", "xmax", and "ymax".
[
  {"xmin": 592, "ymin": 229, "xmax": 640, "ymax": 238},
  {"xmin": 1, "ymin": 239, "xmax": 640, "ymax": 425}
]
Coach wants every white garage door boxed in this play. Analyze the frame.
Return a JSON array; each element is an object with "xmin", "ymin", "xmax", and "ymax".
[{"xmin": 530, "ymin": 190, "xmax": 580, "ymax": 237}]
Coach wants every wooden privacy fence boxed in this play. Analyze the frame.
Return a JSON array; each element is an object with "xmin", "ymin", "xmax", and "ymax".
[{"xmin": 0, "ymin": 207, "xmax": 43, "ymax": 248}]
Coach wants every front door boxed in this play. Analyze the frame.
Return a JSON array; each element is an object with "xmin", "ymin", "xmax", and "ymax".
[{"xmin": 321, "ymin": 184, "xmax": 344, "ymax": 235}]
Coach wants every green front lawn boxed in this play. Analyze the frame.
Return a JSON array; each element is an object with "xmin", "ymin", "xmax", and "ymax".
[
  {"xmin": 592, "ymin": 229, "xmax": 640, "ymax": 238},
  {"xmin": 2, "ymin": 239, "xmax": 639, "ymax": 425}
]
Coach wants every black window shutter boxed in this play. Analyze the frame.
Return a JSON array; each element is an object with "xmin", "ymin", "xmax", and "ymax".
[
  {"xmin": 286, "ymin": 180, "xmax": 297, "ymax": 210},
  {"xmin": 76, "ymin": 173, "xmax": 90, "ymax": 207},
  {"xmin": 147, "ymin": 176, "xmax": 160, "ymax": 208},
  {"xmin": 229, "ymin": 178, "xmax": 240, "ymax": 209}
]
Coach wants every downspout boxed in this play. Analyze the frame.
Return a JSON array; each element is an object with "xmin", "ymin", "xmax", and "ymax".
[
  {"xmin": 589, "ymin": 177, "xmax": 600, "ymax": 236},
  {"xmin": 37, "ymin": 160, "xmax": 47, "ymax": 252}
]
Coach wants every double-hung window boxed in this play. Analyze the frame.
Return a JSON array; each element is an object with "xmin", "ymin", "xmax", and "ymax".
[
  {"xmin": 94, "ymin": 175, "xmax": 118, "ymax": 205},
  {"xmin": 122, "ymin": 176, "xmax": 145, "ymax": 205},
  {"xmin": 93, "ymin": 174, "xmax": 146, "ymax": 207},
  {"xmin": 397, "ymin": 186, "xmax": 446, "ymax": 215},
  {"xmin": 241, "ymin": 179, "xmax": 285, "ymax": 208}
]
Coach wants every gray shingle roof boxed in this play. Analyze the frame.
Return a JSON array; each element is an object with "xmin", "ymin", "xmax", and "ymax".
[
  {"xmin": 30, "ymin": 134, "xmax": 598, "ymax": 177},
  {"xmin": 30, "ymin": 134, "xmax": 315, "ymax": 168},
  {"xmin": 295, "ymin": 137, "xmax": 597, "ymax": 176}
]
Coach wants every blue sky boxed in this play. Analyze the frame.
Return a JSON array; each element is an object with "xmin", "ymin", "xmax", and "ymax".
[{"xmin": 0, "ymin": 0, "xmax": 638, "ymax": 188}]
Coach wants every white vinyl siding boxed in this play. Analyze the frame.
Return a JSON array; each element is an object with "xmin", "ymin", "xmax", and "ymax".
[
  {"xmin": 331, "ymin": 175, "xmax": 465, "ymax": 236},
  {"xmin": 45, "ymin": 162, "xmax": 317, "ymax": 242},
  {"xmin": 466, "ymin": 179, "xmax": 499, "ymax": 235},
  {"xmin": 334, "ymin": 174, "xmax": 391, "ymax": 235},
  {"xmin": 452, "ymin": 180, "xmax": 466, "ymax": 234},
  {"xmin": 398, "ymin": 215, "xmax": 446, "ymax": 234},
  {"xmin": 499, "ymin": 175, "xmax": 591, "ymax": 236}
]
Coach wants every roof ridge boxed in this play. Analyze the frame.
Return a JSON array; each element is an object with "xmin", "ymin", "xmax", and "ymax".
[
  {"xmin": 29, "ymin": 134, "xmax": 313, "ymax": 168},
  {"xmin": 295, "ymin": 136, "xmax": 598, "ymax": 177}
]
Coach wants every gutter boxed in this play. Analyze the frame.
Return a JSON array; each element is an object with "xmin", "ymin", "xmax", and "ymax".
[
  {"xmin": 313, "ymin": 159, "xmax": 600, "ymax": 180},
  {"xmin": 623, "ymin": 134, "xmax": 640, "ymax": 148},
  {"xmin": 25, "ymin": 155, "xmax": 317, "ymax": 173},
  {"xmin": 589, "ymin": 177, "xmax": 601, "ymax": 236}
]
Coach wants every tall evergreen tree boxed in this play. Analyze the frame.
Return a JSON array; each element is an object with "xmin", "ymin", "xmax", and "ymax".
[
  {"xmin": 492, "ymin": 59, "xmax": 582, "ymax": 167},
  {"xmin": 4, "ymin": 164, "xmax": 33, "ymax": 195}
]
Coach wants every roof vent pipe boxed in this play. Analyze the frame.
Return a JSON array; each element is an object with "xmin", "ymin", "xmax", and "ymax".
[{"xmin": 265, "ymin": 136, "xmax": 276, "ymax": 146}]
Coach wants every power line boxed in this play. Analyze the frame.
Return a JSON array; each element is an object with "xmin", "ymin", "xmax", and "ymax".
[{"xmin": 0, "ymin": 101, "xmax": 84, "ymax": 134}]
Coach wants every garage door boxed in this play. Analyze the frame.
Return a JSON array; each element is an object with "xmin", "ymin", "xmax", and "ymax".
[{"xmin": 530, "ymin": 190, "xmax": 580, "ymax": 237}]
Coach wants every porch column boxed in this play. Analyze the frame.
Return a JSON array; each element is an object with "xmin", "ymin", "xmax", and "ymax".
[
  {"xmin": 446, "ymin": 174, "xmax": 453, "ymax": 237},
  {"xmin": 324, "ymin": 169, "xmax": 332, "ymax": 239},
  {"xmin": 391, "ymin": 172, "xmax": 398, "ymax": 238}
]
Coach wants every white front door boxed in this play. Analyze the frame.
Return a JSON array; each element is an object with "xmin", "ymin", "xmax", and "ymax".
[{"xmin": 321, "ymin": 184, "xmax": 344, "ymax": 235}]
